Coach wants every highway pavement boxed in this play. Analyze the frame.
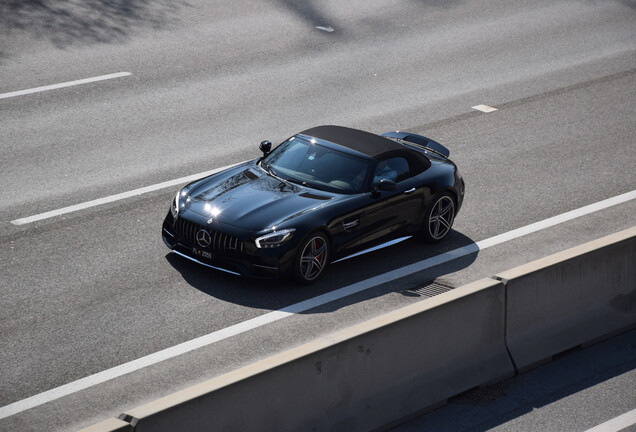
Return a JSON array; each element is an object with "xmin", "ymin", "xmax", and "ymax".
[
  {"xmin": 1, "ymin": 0, "xmax": 635, "ymax": 430},
  {"xmin": 392, "ymin": 328, "xmax": 636, "ymax": 432}
]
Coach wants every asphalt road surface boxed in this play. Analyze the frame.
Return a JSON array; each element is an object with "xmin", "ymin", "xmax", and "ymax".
[
  {"xmin": 391, "ymin": 328, "xmax": 636, "ymax": 432},
  {"xmin": 1, "ymin": 0, "xmax": 635, "ymax": 430}
]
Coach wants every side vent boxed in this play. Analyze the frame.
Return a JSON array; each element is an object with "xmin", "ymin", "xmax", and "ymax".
[
  {"xmin": 299, "ymin": 192, "xmax": 332, "ymax": 200},
  {"xmin": 243, "ymin": 169, "xmax": 259, "ymax": 180},
  {"xmin": 342, "ymin": 218, "xmax": 360, "ymax": 231}
]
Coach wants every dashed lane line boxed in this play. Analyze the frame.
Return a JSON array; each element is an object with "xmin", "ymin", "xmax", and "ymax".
[
  {"xmin": 10, "ymin": 163, "xmax": 240, "ymax": 225},
  {"xmin": 0, "ymin": 72, "xmax": 132, "ymax": 100}
]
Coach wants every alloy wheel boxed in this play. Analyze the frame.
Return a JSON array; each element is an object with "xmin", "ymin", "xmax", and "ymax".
[
  {"xmin": 299, "ymin": 235, "xmax": 328, "ymax": 281},
  {"xmin": 428, "ymin": 195, "xmax": 455, "ymax": 240}
]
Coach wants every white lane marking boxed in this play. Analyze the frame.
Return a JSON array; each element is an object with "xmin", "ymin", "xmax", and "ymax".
[
  {"xmin": 472, "ymin": 104, "xmax": 498, "ymax": 113},
  {"xmin": 316, "ymin": 26, "xmax": 335, "ymax": 32},
  {"xmin": 0, "ymin": 189, "xmax": 635, "ymax": 419},
  {"xmin": 584, "ymin": 408, "xmax": 636, "ymax": 432},
  {"xmin": 0, "ymin": 72, "xmax": 132, "ymax": 100},
  {"xmin": 10, "ymin": 163, "xmax": 240, "ymax": 225},
  {"xmin": 332, "ymin": 236, "xmax": 412, "ymax": 263}
]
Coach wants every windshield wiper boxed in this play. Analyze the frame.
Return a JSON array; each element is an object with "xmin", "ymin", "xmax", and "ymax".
[
  {"xmin": 282, "ymin": 177, "xmax": 322, "ymax": 190},
  {"xmin": 261, "ymin": 162, "xmax": 293, "ymax": 186},
  {"xmin": 259, "ymin": 161, "xmax": 278, "ymax": 177},
  {"xmin": 264, "ymin": 163, "xmax": 277, "ymax": 177}
]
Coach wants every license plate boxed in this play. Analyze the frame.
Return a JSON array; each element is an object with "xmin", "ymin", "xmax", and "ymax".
[{"xmin": 192, "ymin": 247, "xmax": 213, "ymax": 260}]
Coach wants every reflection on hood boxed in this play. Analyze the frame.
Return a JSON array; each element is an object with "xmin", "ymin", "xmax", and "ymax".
[{"xmin": 184, "ymin": 164, "xmax": 333, "ymax": 231}]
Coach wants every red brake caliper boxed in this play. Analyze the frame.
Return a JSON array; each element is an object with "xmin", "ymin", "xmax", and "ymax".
[{"xmin": 315, "ymin": 239, "xmax": 323, "ymax": 263}]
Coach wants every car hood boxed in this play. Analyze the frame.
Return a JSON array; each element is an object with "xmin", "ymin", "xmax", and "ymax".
[{"xmin": 183, "ymin": 162, "xmax": 334, "ymax": 231}]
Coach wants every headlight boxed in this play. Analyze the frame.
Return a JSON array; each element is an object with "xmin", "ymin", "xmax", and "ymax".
[
  {"xmin": 171, "ymin": 188, "xmax": 189, "ymax": 218},
  {"xmin": 255, "ymin": 229, "xmax": 296, "ymax": 248}
]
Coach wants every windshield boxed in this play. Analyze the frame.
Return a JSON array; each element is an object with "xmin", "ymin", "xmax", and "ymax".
[{"xmin": 262, "ymin": 136, "xmax": 371, "ymax": 194}]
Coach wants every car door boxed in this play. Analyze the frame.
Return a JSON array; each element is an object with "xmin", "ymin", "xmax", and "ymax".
[{"xmin": 331, "ymin": 156, "xmax": 425, "ymax": 255}]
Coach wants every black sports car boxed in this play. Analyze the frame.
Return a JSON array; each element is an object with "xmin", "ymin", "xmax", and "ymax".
[{"xmin": 162, "ymin": 125, "xmax": 465, "ymax": 283}]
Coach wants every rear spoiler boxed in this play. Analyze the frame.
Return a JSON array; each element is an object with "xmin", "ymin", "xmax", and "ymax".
[{"xmin": 381, "ymin": 131, "xmax": 450, "ymax": 158}]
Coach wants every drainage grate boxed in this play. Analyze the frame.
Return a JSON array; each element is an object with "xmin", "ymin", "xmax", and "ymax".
[{"xmin": 406, "ymin": 281, "xmax": 454, "ymax": 298}]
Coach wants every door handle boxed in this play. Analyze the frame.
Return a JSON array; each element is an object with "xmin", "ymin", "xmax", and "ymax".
[{"xmin": 404, "ymin": 187, "xmax": 416, "ymax": 195}]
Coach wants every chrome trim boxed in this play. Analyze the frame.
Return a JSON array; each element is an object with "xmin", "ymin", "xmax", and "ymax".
[
  {"xmin": 404, "ymin": 187, "xmax": 416, "ymax": 194},
  {"xmin": 342, "ymin": 219, "xmax": 360, "ymax": 230},
  {"xmin": 332, "ymin": 236, "xmax": 413, "ymax": 264},
  {"xmin": 252, "ymin": 264, "xmax": 279, "ymax": 270},
  {"xmin": 172, "ymin": 250, "xmax": 241, "ymax": 276},
  {"xmin": 390, "ymin": 137, "xmax": 448, "ymax": 159},
  {"xmin": 162, "ymin": 228, "xmax": 174, "ymax": 238},
  {"xmin": 196, "ymin": 229, "xmax": 212, "ymax": 248},
  {"xmin": 174, "ymin": 217, "xmax": 244, "ymax": 255}
]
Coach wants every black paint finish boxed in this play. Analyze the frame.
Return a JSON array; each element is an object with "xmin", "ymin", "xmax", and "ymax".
[{"xmin": 162, "ymin": 126, "xmax": 464, "ymax": 282}]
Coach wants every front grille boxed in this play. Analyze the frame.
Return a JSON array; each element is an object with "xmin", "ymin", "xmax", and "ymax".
[{"xmin": 173, "ymin": 217, "xmax": 245, "ymax": 255}]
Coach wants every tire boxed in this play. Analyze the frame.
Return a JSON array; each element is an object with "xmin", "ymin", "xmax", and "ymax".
[
  {"xmin": 419, "ymin": 192, "xmax": 456, "ymax": 243},
  {"xmin": 292, "ymin": 231, "xmax": 330, "ymax": 284}
]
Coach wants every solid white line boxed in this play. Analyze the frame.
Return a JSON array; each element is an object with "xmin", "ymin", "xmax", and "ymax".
[
  {"xmin": 10, "ymin": 163, "xmax": 240, "ymax": 225},
  {"xmin": 584, "ymin": 408, "xmax": 636, "ymax": 432},
  {"xmin": 477, "ymin": 189, "xmax": 636, "ymax": 249},
  {"xmin": 332, "ymin": 236, "xmax": 412, "ymax": 263},
  {"xmin": 0, "ymin": 189, "xmax": 634, "ymax": 419},
  {"xmin": 0, "ymin": 72, "xmax": 132, "ymax": 100}
]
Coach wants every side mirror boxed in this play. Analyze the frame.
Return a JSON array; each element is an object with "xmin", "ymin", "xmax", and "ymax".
[
  {"xmin": 259, "ymin": 140, "xmax": 272, "ymax": 157},
  {"xmin": 377, "ymin": 179, "xmax": 397, "ymax": 191},
  {"xmin": 371, "ymin": 179, "xmax": 397, "ymax": 197}
]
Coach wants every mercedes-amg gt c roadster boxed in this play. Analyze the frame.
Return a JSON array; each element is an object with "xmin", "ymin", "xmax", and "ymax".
[{"xmin": 162, "ymin": 125, "xmax": 465, "ymax": 283}]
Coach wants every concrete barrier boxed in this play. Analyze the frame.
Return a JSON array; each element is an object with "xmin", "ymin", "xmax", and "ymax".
[
  {"xmin": 499, "ymin": 226, "xmax": 636, "ymax": 372},
  {"xmin": 77, "ymin": 418, "xmax": 133, "ymax": 432},
  {"xmin": 118, "ymin": 278, "xmax": 513, "ymax": 432},
  {"xmin": 80, "ymin": 226, "xmax": 636, "ymax": 431}
]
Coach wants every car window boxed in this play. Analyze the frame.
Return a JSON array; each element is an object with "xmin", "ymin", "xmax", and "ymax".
[
  {"xmin": 373, "ymin": 157, "xmax": 411, "ymax": 185},
  {"xmin": 263, "ymin": 137, "xmax": 371, "ymax": 194}
]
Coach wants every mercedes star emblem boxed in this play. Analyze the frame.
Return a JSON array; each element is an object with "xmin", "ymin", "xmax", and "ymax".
[{"xmin": 196, "ymin": 229, "xmax": 212, "ymax": 248}]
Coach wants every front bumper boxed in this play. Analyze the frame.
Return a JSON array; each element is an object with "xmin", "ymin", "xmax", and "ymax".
[{"xmin": 162, "ymin": 211, "xmax": 296, "ymax": 278}]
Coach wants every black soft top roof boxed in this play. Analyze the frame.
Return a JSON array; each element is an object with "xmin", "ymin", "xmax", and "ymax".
[
  {"xmin": 300, "ymin": 125, "xmax": 404, "ymax": 159},
  {"xmin": 299, "ymin": 125, "xmax": 432, "ymax": 173}
]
